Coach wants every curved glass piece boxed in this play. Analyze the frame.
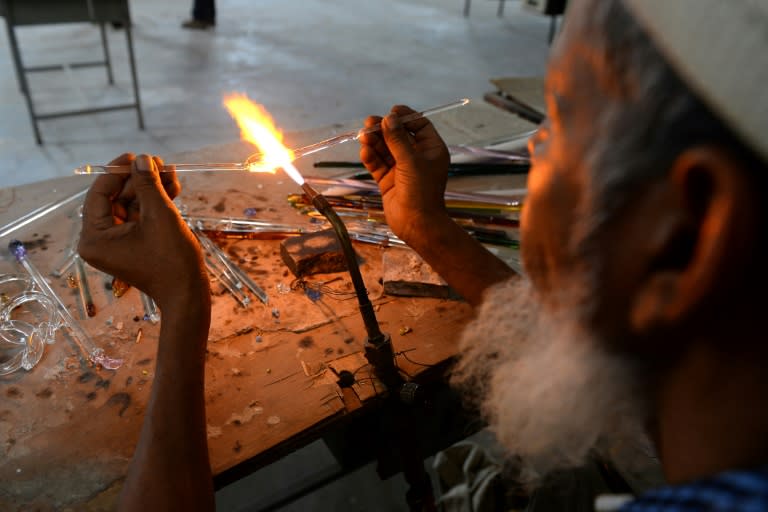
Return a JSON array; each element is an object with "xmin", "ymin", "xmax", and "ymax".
[
  {"xmin": 0, "ymin": 274, "xmax": 33, "ymax": 296},
  {"xmin": 1, "ymin": 290, "xmax": 59, "ymax": 335},
  {"xmin": 0, "ymin": 319, "xmax": 44, "ymax": 375},
  {"xmin": 0, "ymin": 275, "xmax": 59, "ymax": 374}
]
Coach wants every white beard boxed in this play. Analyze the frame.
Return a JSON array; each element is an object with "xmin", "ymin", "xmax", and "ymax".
[{"xmin": 452, "ymin": 277, "xmax": 650, "ymax": 485}]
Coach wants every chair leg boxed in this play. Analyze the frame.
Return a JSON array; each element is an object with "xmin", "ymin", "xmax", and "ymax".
[
  {"xmin": 5, "ymin": 18, "xmax": 43, "ymax": 144},
  {"xmin": 497, "ymin": 0, "xmax": 505, "ymax": 17},
  {"xmin": 124, "ymin": 25, "xmax": 145, "ymax": 130},
  {"xmin": 463, "ymin": 0, "xmax": 470, "ymax": 17},
  {"xmin": 100, "ymin": 22, "xmax": 115, "ymax": 85}
]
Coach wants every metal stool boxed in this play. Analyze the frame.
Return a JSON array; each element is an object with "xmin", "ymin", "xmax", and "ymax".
[
  {"xmin": 463, "ymin": 0, "xmax": 567, "ymax": 44},
  {"xmin": 0, "ymin": 0, "xmax": 144, "ymax": 144}
]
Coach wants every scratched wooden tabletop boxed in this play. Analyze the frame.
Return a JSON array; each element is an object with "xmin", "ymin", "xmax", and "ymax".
[{"xmin": 0, "ymin": 101, "xmax": 534, "ymax": 510}]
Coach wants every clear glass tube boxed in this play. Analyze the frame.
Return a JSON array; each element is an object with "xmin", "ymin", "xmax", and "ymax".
[
  {"xmin": 74, "ymin": 255, "xmax": 96, "ymax": 317},
  {"xmin": 51, "ymin": 250, "xmax": 76, "ymax": 278},
  {"xmin": 74, "ymin": 162, "xmax": 250, "ymax": 175},
  {"xmin": 245, "ymin": 98, "xmax": 471, "ymax": 163},
  {"xmin": 0, "ymin": 188, "xmax": 88, "ymax": 239},
  {"xmin": 73, "ymin": 99, "xmax": 470, "ymax": 175},
  {"xmin": 184, "ymin": 215, "xmax": 312, "ymax": 235},
  {"xmin": 190, "ymin": 217, "xmax": 252, "ymax": 307},
  {"xmin": 226, "ymin": 263, "xmax": 269, "ymax": 305},
  {"xmin": 194, "ymin": 227, "xmax": 268, "ymax": 304},
  {"xmin": 203, "ymin": 254, "xmax": 251, "ymax": 307},
  {"xmin": 301, "ymin": 176, "xmax": 526, "ymax": 207},
  {"xmin": 140, "ymin": 292, "xmax": 160, "ymax": 324}
]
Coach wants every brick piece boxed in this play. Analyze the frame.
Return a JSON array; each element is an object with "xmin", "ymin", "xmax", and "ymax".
[{"xmin": 280, "ymin": 229, "xmax": 349, "ymax": 277}]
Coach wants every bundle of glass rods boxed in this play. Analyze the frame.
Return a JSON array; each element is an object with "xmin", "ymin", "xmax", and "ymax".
[{"xmin": 287, "ymin": 177, "xmax": 522, "ymax": 249}]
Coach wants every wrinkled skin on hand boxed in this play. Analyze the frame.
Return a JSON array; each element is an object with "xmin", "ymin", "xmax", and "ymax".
[
  {"xmin": 359, "ymin": 105, "xmax": 451, "ymax": 245},
  {"xmin": 78, "ymin": 153, "xmax": 209, "ymax": 309}
]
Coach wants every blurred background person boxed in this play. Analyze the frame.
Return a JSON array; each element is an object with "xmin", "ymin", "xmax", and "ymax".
[{"xmin": 182, "ymin": 0, "xmax": 215, "ymax": 29}]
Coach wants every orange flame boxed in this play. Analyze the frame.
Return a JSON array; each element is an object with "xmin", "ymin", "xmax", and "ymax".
[{"xmin": 223, "ymin": 92, "xmax": 294, "ymax": 174}]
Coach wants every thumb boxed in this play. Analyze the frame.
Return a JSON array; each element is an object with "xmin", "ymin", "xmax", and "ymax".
[
  {"xmin": 132, "ymin": 154, "xmax": 170, "ymax": 209},
  {"xmin": 382, "ymin": 114, "xmax": 417, "ymax": 167}
]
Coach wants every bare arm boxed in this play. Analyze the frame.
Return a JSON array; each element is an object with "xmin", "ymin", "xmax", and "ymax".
[
  {"xmin": 404, "ymin": 212, "xmax": 516, "ymax": 307},
  {"xmin": 118, "ymin": 289, "xmax": 212, "ymax": 511},
  {"xmin": 359, "ymin": 107, "xmax": 516, "ymax": 306},
  {"xmin": 79, "ymin": 154, "xmax": 214, "ymax": 511}
]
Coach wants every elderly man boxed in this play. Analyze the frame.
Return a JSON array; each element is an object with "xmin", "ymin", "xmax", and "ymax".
[{"xmin": 78, "ymin": 0, "xmax": 768, "ymax": 509}]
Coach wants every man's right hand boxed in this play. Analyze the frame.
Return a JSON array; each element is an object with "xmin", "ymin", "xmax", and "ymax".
[
  {"xmin": 359, "ymin": 105, "xmax": 517, "ymax": 306},
  {"xmin": 78, "ymin": 153, "xmax": 209, "ymax": 311},
  {"xmin": 358, "ymin": 105, "xmax": 452, "ymax": 246}
]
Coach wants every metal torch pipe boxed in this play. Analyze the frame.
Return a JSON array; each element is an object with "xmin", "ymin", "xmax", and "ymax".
[{"xmin": 301, "ymin": 182, "xmax": 384, "ymax": 343}]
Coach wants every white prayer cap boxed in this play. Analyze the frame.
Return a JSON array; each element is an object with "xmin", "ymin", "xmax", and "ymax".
[{"xmin": 622, "ymin": 0, "xmax": 768, "ymax": 163}]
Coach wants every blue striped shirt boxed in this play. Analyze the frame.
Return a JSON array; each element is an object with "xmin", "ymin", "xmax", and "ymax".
[{"xmin": 621, "ymin": 467, "xmax": 768, "ymax": 511}]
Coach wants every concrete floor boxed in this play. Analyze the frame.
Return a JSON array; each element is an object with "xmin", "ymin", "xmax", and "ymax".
[{"xmin": 0, "ymin": 0, "xmax": 550, "ymax": 509}]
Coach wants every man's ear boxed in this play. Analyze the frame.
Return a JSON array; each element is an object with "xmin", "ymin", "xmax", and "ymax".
[{"xmin": 629, "ymin": 146, "xmax": 758, "ymax": 336}]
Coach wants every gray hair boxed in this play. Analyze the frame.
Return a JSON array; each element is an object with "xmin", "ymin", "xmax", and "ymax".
[{"xmin": 571, "ymin": 0, "xmax": 766, "ymax": 241}]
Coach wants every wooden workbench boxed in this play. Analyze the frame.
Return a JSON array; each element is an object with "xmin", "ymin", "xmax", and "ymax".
[{"xmin": 0, "ymin": 101, "xmax": 534, "ymax": 510}]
